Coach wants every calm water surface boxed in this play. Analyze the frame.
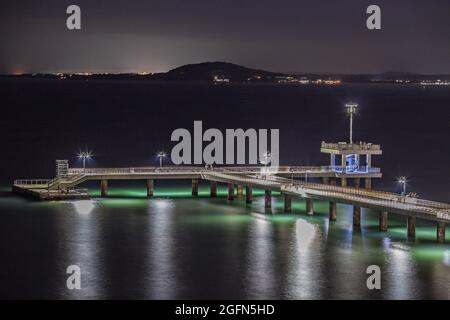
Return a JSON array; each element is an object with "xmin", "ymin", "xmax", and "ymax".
[
  {"xmin": 0, "ymin": 81, "xmax": 449, "ymax": 299},
  {"xmin": 0, "ymin": 185, "xmax": 449, "ymax": 299}
]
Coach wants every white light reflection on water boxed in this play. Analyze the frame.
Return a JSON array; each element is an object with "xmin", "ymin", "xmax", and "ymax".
[
  {"xmin": 58, "ymin": 199, "xmax": 100, "ymax": 299},
  {"xmin": 443, "ymin": 251, "xmax": 450, "ymax": 266},
  {"xmin": 286, "ymin": 218, "xmax": 324, "ymax": 299},
  {"xmin": 72, "ymin": 200, "xmax": 95, "ymax": 215},
  {"xmin": 384, "ymin": 241, "xmax": 419, "ymax": 299},
  {"xmin": 246, "ymin": 212, "xmax": 276, "ymax": 298},
  {"xmin": 146, "ymin": 199, "xmax": 177, "ymax": 299}
]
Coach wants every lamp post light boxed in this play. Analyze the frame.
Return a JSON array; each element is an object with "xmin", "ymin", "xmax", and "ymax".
[
  {"xmin": 398, "ymin": 176, "xmax": 407, "ymax": 196},
  {"xmin": 345, "ymin": 102, "xmax": 358, "ymax": 144},
  {"xmin": 78, "ymin": 151, "xmax": 92, "ymax": 172},
  {"xmin": 157, "ymin": 151, "xmax": 167, "ymax": 168}
]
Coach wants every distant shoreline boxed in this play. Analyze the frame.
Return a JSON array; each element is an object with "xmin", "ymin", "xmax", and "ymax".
[
  {"xmin": 1, "ymin": 74, "xmax": 450, "ymax": 86},
  {"xmin": 2, "ymin": 61, "xmax": 449, "ymax": 84}
]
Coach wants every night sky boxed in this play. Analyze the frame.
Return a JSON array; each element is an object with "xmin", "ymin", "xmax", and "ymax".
[{"xmin": 1, "ymin": 0, "xmax": 450, "ymax": 74}]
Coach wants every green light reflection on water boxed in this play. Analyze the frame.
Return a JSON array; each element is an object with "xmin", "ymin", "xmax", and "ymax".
[
  {"xmin": 182, "ymin": 214, "xmax": 253, "ymax": 225},
  {"xmin": 88, "ymin": 186, "xmax": 277, "ymax": 198},
  {"xmin": 413, "ymin": 245, "xmax": 450, "ymax": 261},
  {"xmin": 99, "ymin": 198, "xmax": 150, "ymax": 208},
  {"xmin": 9, "ymin": 185, "xmax": 450, "ymax": 264}
]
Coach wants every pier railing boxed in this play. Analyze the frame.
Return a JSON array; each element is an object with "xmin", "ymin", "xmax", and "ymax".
[
  {"xmin": 65, "ymin": 165, "xmax": 381, "ymax": 176},
  {"xmin": 321, "ymin": 142, "xmax": 381, "ymax": 151},
  {"xmin": 283, "ymin": 184, "xmax": 447, "ymax": 219},
  {"xmin": 14, "ymin": 179, "xmax": 50, "ymax": 186},
  {"xmin": 204, "ymin": 171, "xmax": 450, "ymax": 219}
]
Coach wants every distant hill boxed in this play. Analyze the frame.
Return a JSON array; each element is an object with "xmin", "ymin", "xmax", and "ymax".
[
  {"xmin": 2, "ymin": 62, "xmax": 450, "ymax": 83},
  {"xmin": 151, "ymin": 61, "xmax": 286, "ymax": 82}
]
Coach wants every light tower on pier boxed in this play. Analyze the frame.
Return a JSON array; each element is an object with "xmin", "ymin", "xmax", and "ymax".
[
  {"xmin": 320, "ymin": 102, "xmax": 382, "ymax": 189},
  {"xmin": 345, "ymin": 102, "xmax": 358, "ymax": 144}
]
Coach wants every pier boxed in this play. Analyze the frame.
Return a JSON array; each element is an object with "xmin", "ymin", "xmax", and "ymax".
[{"xmin": 12, "ymin": 141, "xmax": 450, "ymax": 243}]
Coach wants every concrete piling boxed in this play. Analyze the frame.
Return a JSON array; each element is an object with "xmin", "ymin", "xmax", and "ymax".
[
  {"xmin": 147, "ymin": 179, "xmax": 154, "ymax": 198},
  {"xmin": 353, "ymin": 206, "xmax": 361, "ymax": 227},
  {"xmin": 407, "ymin": 216, "xmax": 416, "ymax": 239},
  {"xmin": 329, "ymin": 201, "xmax": 337, "ymax": 221},
  {"xmin": 237, "ymin": 185, "xmax": 244, "ymax": 197},
  {"xmin": 100, "ymin": 179, "xmax": 108, "ymax": 197},
  {"xmin": 210, "ymin": 181, "xmax": 217, "ymax": 198},
  {"xmin": 306, "ymin": 198, "xmax": 314, "ymax": 215},
  {"xmin": 265, "ymin": 190, "xmax": 272, "ymax": 208},
  {"xmin": 437, "ymin": 222, "xmax": 446, "ymax": 243},
  {"xmin": 192, "ymin": 179, "xmax": 199, "ymax": 196},
  {"xmin": 379, "ymin": 211, "xmax": 388, "ymax": 231},
  {"xmin": 246, "ymin": 186, "xmax": 253, "ymax": 204},
  {"xmin": 227, "ymin": 183, "xmax": 234, "ymax": 201}
]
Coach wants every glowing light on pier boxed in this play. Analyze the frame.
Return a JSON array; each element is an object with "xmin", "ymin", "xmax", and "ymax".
[
  {"xmin": 345, "ymin": 102, "xmax": 358, "ymax": 144},
  {"xmin": 156, "ymin": 151, "xmax": 167, "ymax": 167},
  {"xmin": 78, "ymin": 151, "xmax": 92, "ymax": 171},
  {"xmin": 397, "ymin": 176, "xmax": 407, "ymax": 195}
]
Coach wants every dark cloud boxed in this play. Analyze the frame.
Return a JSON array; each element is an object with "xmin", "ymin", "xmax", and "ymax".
[{"xmin": 1, "ymin": 0, "xmax": 449, "ymax": 74}]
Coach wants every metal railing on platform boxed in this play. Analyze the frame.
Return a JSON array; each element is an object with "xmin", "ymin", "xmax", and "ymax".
[
  {"xmin": 65, "ymin": 165, "xmax": 381, "ymax": 176},
  {"xmin": 14, "ymin": 179, "xmax": 50, "ymax": 185},
  {"xmin": 321, "ymin": 142, "xmax": 381, "ymax": 151}
]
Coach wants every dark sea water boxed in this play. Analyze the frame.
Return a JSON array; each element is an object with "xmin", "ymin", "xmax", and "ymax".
[{"xmin": 0, "ymin": 80, "xmax": 449, "ymax": 299}]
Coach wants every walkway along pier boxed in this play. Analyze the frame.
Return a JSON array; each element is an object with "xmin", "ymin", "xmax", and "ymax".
[{"xmin": 12, "ymin": 141, "xmax": 450, "ymax": 243}]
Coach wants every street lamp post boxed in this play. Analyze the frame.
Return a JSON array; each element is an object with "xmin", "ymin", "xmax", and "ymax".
[
  {"xmin": 398, "ymin": 176, "xmax": 407, "ymax": 196},
  {"xmin": 157, "ymin": 151, "xmax": 167, "ymax": 167},
  {"xmin": 78, "ymin": 151, "xmax": 92, "ymax": 173},
  {"xmin": 345, "ymin": 102, "xmax": 358, "ymax": 144}
]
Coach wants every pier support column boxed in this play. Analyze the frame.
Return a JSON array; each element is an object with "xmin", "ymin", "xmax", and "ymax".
[
  {"xmin": 353, "ymin": 206, "xmax": 361, "ymax": 227},
  {"xmin": 437, "ymin": 222, "xmax": 446, "ymax": 243},
  {"xmin": 329, "ymin": 202, "xmax": 337, "ymax": 221},
  {"xmin": 379, "ymin": 211, "xmax": 388, "ymax": 232},
  {"xmin": 246, "ymin": 186, "xmax": 253, "ymax": 204},
  {"xmin": 192, "ymin": 179, "xmax": 199, "ymax": 197},
  {"xmin": 237, "ymin": 185, "xmax": 244, "ymax": 197},
  {"xmin": 100, "ymin": 180, "xmax": 108, "ymax": 197},
  {"xmin": 322, "ymin": 177, "xmax": 329, "ymax": 185},
  {"xmin": 210, "ymin": 181, "xmax": 217, "ymax": 198},
  {"xmin": 265, "ymin": 190, "xmax": 272, "ymax": 209},
  {"xmin": 365, "ymin": 178, "xmax": 372, "ymax": 190},
  {"xmin": 284, "ymin": 194, "xmax": 292, "ymax": 213},
  {"xmin": 341, "ymin": 177, "xmax": 347, "ymax": 187},
  {"xmin": 146, "ymin": 179, "xmax": 154, "ymax": 198},
  {"xmin": 227, "ymin": 183, "xmax": 234, "ymax": 201},
  {"xmin": 306, "ymin": 198, "xmax": 314, "ymax": 215},
  {"xmin": 354, "ymin": 178, "xmax": 361, "ymax": 188},
  {"xmin": 407, "ymin": 216, "xmax": 416, "ymax": 239},
  {"xmin": 341, "ymin": 154, "xmax": 346, "ymax": 173}
]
